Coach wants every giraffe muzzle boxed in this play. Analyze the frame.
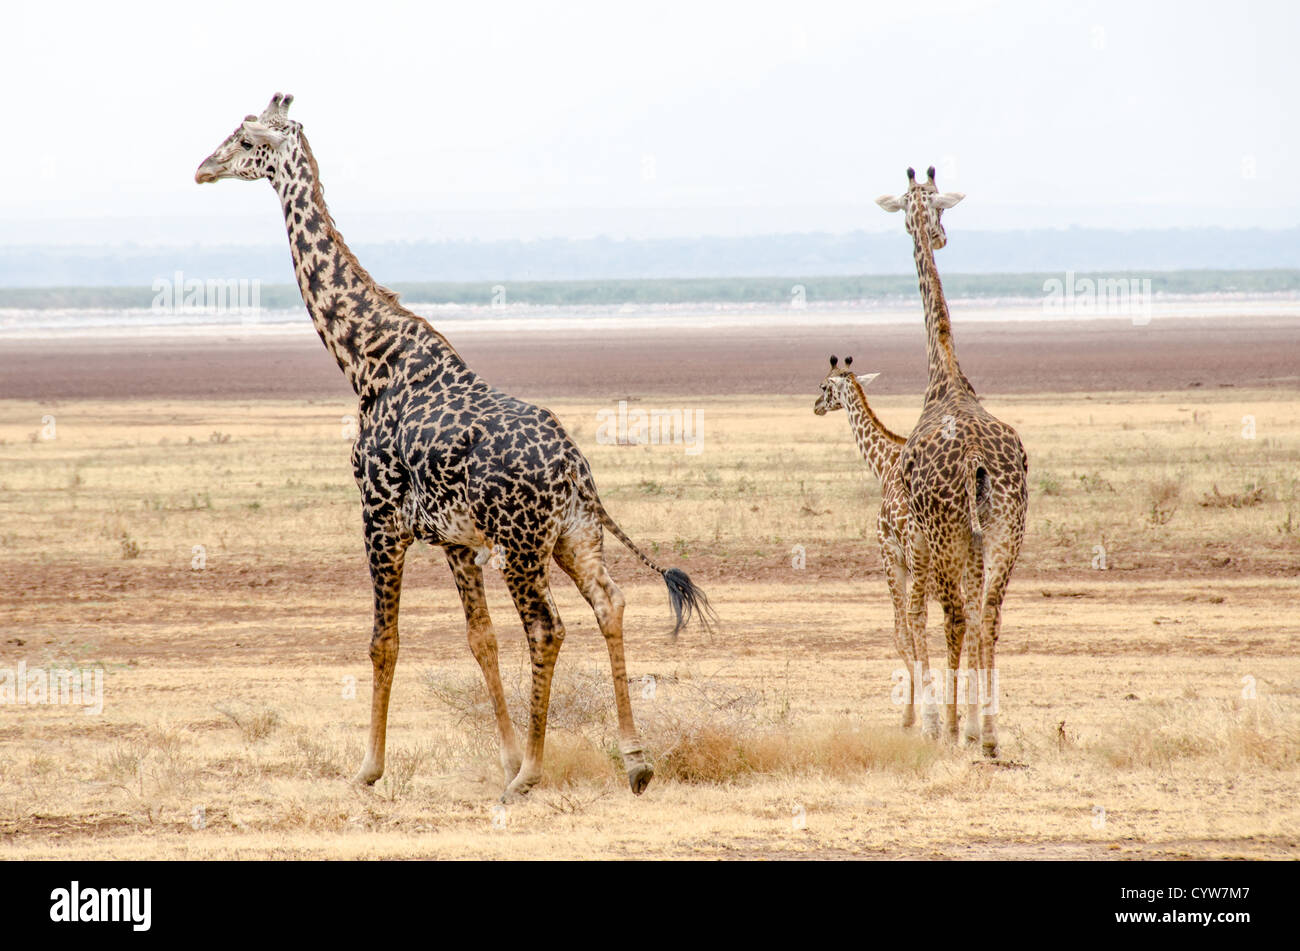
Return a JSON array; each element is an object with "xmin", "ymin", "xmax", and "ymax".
[{"xmin": 194, "ymin": 159, "xmax": 223, "ymax": 184}]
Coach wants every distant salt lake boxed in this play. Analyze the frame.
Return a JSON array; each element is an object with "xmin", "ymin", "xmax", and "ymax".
[{"xmin": 1, "ymin": 293, "xmax": 1298, "ymax": 340}]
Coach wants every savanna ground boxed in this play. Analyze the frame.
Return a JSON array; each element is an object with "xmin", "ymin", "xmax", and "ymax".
[{"xmin": 1, "ymin": 347, "xmax": 1298, "ymax": 858}]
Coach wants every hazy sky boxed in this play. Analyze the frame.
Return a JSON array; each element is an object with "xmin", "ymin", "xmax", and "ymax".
[{"xmin": 4, "ymin": 0, "xmax": 1297, "ymax": 243}]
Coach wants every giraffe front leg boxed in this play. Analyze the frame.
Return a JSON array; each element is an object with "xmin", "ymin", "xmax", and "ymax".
[
  {"xmin": 353, "ymin": 524, "xmax": 409, "ymax": 786},
  {"xmin": 501, "ymin": 567, "xmax": 564, "ymax": 802},
  {"xmin": 882, "ymin": 541, "xmax": 915, "ymax": 728},
  {"xmin": 446, "ymin": 546, "xmax": 523, "ymax": 786},
  {"xmin": 906, "ymin": 542, "xmax": 939, "ymax": 739}
]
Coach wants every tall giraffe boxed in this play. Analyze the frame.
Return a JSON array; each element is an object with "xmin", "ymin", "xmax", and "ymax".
[
  {"xmin": 876, "ymin": 167, "xmax": 1028, "ymax": 755},
  {"xmin": 196, "ymin": 94, "xmax": 714, "ymax": 799},
  {"xmin": 814, "ymin": 355, "xmax": 929, "ymax": 728}
]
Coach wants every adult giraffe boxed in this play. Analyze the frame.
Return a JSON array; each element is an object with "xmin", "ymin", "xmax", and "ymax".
[
  {"xmin": 876, "ymin": 167, "xmax": 1028, "ymax": 756},
  {"xmin": 196, "ymin": 94, "xmax": 713, "ymax": 799}
]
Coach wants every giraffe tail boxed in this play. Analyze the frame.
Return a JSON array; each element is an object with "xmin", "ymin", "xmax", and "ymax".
[
  {"xmin": 965, "ymin": 451, "xmax": 989, "ymax": 549},
  {"xmin": 593, "ymin": 501, "xmax": 717, "ymax": 639}
]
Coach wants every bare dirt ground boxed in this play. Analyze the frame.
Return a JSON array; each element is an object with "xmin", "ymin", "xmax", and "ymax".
[
  {"xmin": 1, "ymin": 317, "xmax": 1297, "ymax": 859},
  {"xmin": 3, "ymin": 314, "xmax": 1299, "ymax": 402}
]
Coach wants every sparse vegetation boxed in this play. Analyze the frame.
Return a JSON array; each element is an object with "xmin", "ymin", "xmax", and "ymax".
[
  {"xmin": 1, "ymin": 390, "xmax": 1298, "ymax": 858},
  {"xmin": 1148, "ymin": 478, "xmax": 1181, "ymax": 525}
]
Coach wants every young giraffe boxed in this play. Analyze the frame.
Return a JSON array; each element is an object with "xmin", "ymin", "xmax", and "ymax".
[
  {"xmin": 876, "ymin": 167, "xmax": 1028, "ymax": 755},
  {"xmin": 814, "ymin": 356, "xmax": 928, "ymax": 728},
  {"xmin": 196, "ymin": 94, "xmax": 714, "ymax": 800}
]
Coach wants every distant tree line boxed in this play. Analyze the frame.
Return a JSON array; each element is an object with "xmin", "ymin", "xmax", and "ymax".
[{"xmin": 1, "ymin": 269, "xmax": 1297, "ymax": 310}]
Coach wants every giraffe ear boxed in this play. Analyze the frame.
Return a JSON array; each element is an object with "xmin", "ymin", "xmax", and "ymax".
[
  {"xmin": 876, "ymin": 194, "xmax": 905, "ymax": 213},
  {"xmin": 241, "ymin": 121, "xmax": 287, "ymax": 149},
  {"xmin": 856, "ymin": 373, "xmax": 880, "ymax": 387},
  {"xmin": 932, "ymin": 192, "xmax": 965, "ymax": 210}
]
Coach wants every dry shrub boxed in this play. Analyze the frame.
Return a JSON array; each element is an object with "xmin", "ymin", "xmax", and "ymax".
[
  {"xmin": 290, "ymin": 731, "xmax": 347, "ymax": 779},
  {"xmin": 378, "ymin": 745, "xmax": 432, "ymax": 802},
  {"xmin": 1199, "ymin": 484, "xmax": 1269, "ymax": 509},
  {"xmin": 1147, "ymin": 479, "xmax": 1181, "ymax": 525},
  {"xmin": 536, "ymin": 733, "xmax": 619, "ymax": 789},
  {"xmin": 652, "ymin": 719, "xmax": 939, "ymax": 784},
  {"xmin": 1087, "ymin": 697, "xmax": 1299, "ymax": 770},
  {"xmin": 215, "ymin": 701, "xmax": 281, "ymax": 742},
  {"xmin": 425, "ymin": 667, "xmax": 939, "ymax": 787}
]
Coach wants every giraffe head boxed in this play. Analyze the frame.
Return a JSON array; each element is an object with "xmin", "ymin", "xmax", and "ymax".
[
  {"xmin": 814, "ymin": 355, "xmax": 879, "ymax": 415},
  {"xmin": 875, "ymin": 166, "xmax": 964, "ymax": 250},
  {"xmin": 195, "ymin": 93, "xmax": 300, "ymax": 184}
]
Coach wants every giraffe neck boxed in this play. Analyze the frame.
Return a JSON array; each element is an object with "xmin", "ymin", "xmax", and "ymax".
[
  {"xmin": 840, "ymin": 375, "xmax": 904, "ymax": 482},
  {"xmin": 270, "ymin": 133, "xmax": 457, "ymax": 396},
  {"xmin": 911, "ymin": 224, "xmax": 974, "ymax": 404}
]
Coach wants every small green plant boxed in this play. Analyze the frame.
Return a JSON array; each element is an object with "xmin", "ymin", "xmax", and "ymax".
[{"xmin": 119, "ymin": 533, "xmax": 141, "ymax": 559}]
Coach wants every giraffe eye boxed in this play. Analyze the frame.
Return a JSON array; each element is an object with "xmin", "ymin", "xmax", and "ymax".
[{"xmin": 240, "ymin": 139, "xmax": 253, "ymax": 150}]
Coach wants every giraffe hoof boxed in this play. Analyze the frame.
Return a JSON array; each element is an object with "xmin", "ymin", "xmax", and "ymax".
[
  {"xmin": 982, "ymin": 741, "xmax": 999, "ymax": 759},
  {"xmin": 351, "ymin": 758, "xmax": 379, "ymax": 789},
  {"xmin": 501, "ymin": 755, "xmax": 523, "ymax": 786},
  {"xmin": 502, "ymin": 769, "xmax": 541, "ymax": 802},
  {"xmin": 627, "ymin": 763, "xmax": 654, "ymax": 796}
]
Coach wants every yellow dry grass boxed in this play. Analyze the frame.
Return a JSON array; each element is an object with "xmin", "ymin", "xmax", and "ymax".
[{"xmin": 0, "ymin": 389, "xmax": 1297, "ymax": 859}]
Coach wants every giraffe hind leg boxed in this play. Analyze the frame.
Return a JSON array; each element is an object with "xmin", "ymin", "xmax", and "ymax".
[
  {"xmin": 973, "ymin": 524, "xmax": 1023, "ymax": 758},
  {"xmin": 353, "ymin": 524, "xmax": 410, "ymax": 786},
  {"xmin": 938, "ymin": 574, "xmax": 966, "ymax": 743},
  {"xmin": 555, "ymin": 529, "xmax": 653, "ymax": 794},
  {"xmin": 961, "ymin": 546, "xmax": 985, "ymax": 744}
]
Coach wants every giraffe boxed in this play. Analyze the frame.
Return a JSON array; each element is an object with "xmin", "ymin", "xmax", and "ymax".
[
  {"xmin": 814, "ymin": 355, "xmax": 929, "ymax": 728},
  {"xmin": 875, "ymin": 167, "xmax": 1028, "ymax": 755},
  {"xmin": 196, "ymin": 94, "xmax": 714, "ymax": 800}
]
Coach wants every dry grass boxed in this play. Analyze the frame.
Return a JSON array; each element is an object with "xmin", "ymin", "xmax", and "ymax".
[
  {"xmin": 0, "ymin": 390, "xmax": 1298, "ymax": 858},
  {"xmin": 1085, "ymin": 697, "xmax": 1300, "ymax": 771},
  {"xmin": 425, "ymin": 664, "xmax": 939, "ymax": 787}
]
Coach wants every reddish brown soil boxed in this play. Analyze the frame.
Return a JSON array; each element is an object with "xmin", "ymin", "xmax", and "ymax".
[{"xmin": 3, "ymin": 315, "xmax": 1297, "ymax": 402}]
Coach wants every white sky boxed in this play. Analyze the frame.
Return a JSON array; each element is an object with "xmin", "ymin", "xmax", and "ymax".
[{"xmin": 4, "ymin": 0, "xmax": 1297, "ymax": 243}]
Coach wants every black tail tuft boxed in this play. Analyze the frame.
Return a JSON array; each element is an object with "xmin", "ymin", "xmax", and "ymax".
[{"xmin": 663, "ymin": 567, "xmax": 717, "ymax": 640}]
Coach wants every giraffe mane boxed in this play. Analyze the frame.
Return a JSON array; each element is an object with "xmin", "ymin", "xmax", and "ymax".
[
  {"xmin": 294, "ymin": 131, "xmax": 462, "ymax": 357},
  {"xmin": 912, "ymin": 220, "xmax": 977, "ymax": 398},
  {"xmin": 842, "ymin": 373, "xmax": 906, "ymax": 445},
  {"xmin": 297, "ymin": 131, "xmax": 404, "ymax": 311}
]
